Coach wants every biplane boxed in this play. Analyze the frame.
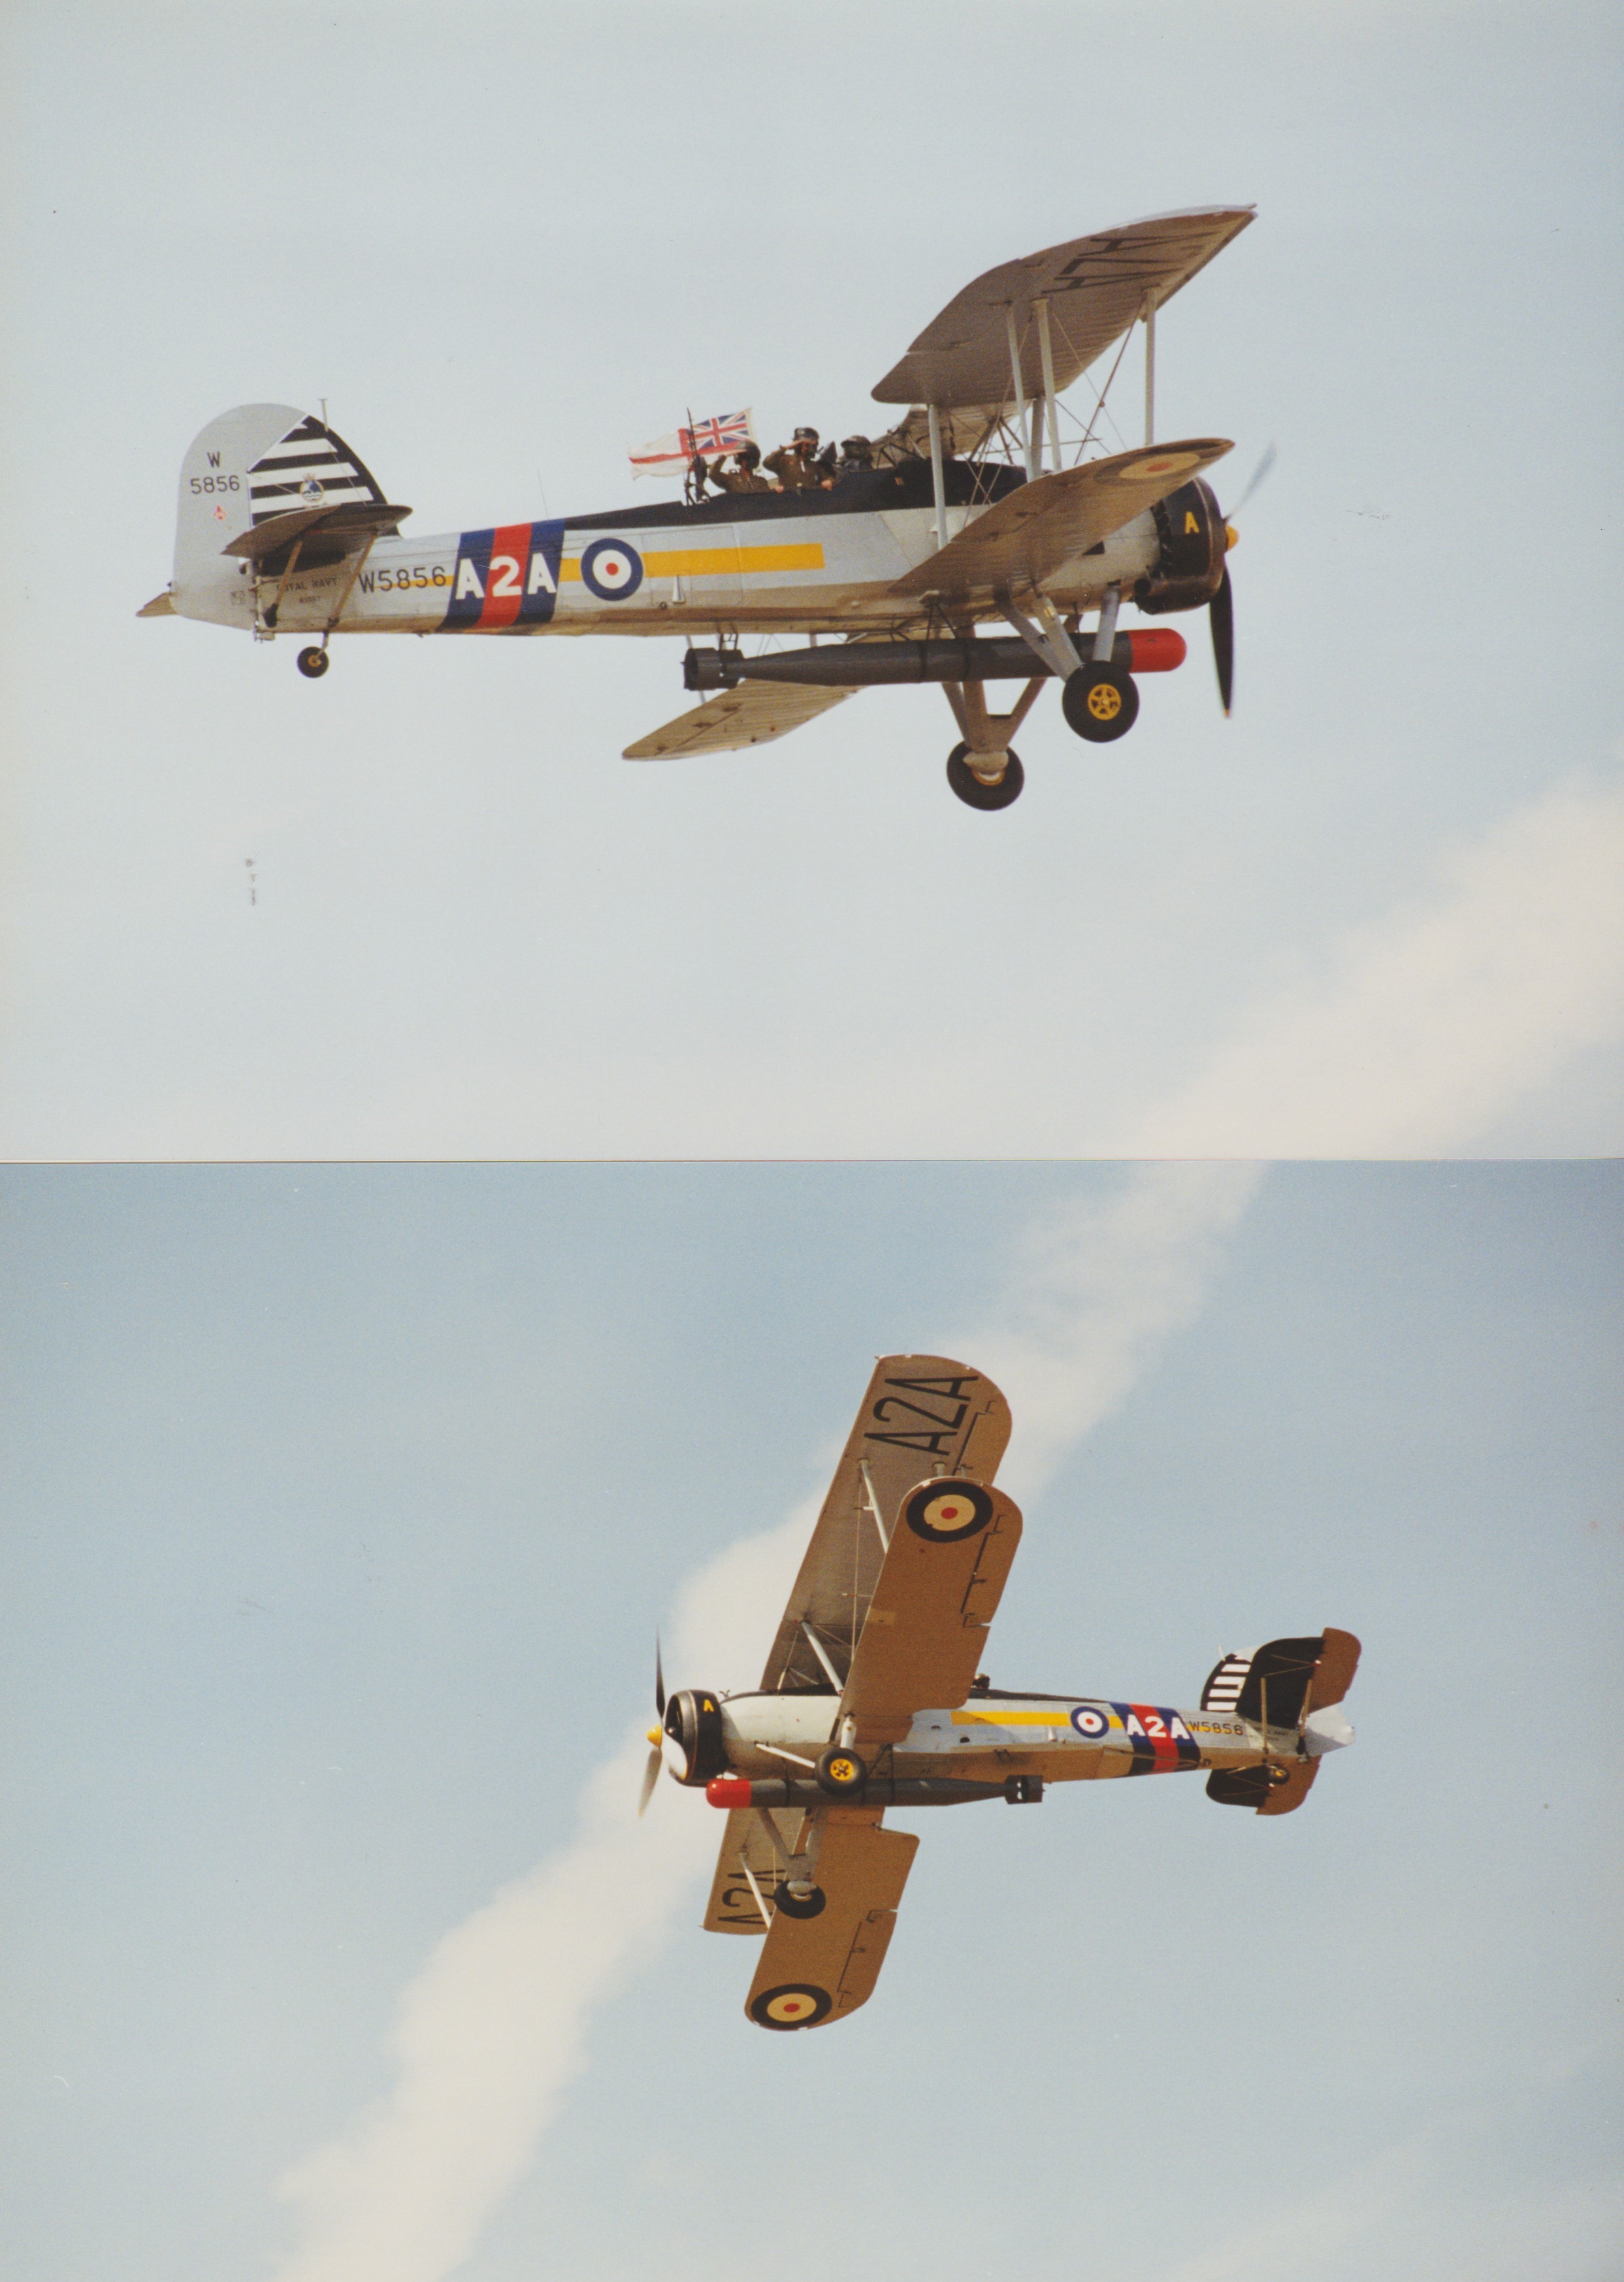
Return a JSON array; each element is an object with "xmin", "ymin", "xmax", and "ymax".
[
  {"xmin": 643, "ymin": 1356, "xmax": 1359, "ymax": 2030},
  {"xmin": 142, "ymin": 208, "xmax": 1260, "ymax": 808}
]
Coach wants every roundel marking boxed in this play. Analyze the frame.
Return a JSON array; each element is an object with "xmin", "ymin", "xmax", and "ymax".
[
  {"xmin": 579, "ymin": 538, "xmax": 644, "ymax": 600},
  {"xmin": 1121, "ymin": 448, "xmax": 1202, "ymax": 483},
  {"xmin": 903, "ymin": 1478, "xmax": 994, "ymax": 1544},
  {"xmin": 1070, "ymin": 1704, "xmax": 1110, "ymax": 1738},
  {"xmin": 299, "ymin": 478, "xmax": 325, "ymax": 504},
  {"xmin": 750, "ymin": 1981, "xmax": 833, "ymax": 2030}
]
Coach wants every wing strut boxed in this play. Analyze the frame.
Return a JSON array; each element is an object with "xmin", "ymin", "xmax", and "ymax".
[
  {"xmin": 927, "ymin": 403, "xmax": 948, "ymax": 552},
  {"xmin": 1004, "ymin": 310, "xmax": 1035, "ymax": 481},
  {"xmin": 1036, "ymin": 299, "xmax": 1060, "ymax": 473},
  {"xmin": 857, "ymin": 1461, "xmax": 890, "ymax": 1554},
  {"xmin": 800, "ymin": 1622, "xmax": 843, "ymax": 1691},
  {"xmin": 1145, "ymin": 297, "xmax": 1157, "ymax": 445}
]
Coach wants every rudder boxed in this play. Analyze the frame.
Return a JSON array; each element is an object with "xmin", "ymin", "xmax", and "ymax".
[{"xmin": 168, "ymin": 404, "xmax": 389, "ymax": 626}]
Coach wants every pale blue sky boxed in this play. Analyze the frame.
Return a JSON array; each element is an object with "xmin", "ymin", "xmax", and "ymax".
[
  {"xmin": 1, "ymin": 1, "xmax": 1621, "ymax": 1154},
  {"xmin": 4, "ymin": 1162, "xmax": 1621, "ymax": 2279}
]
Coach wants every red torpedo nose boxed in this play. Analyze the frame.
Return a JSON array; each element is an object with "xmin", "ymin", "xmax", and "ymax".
[
  {"xmin": 706, "ymin": 1775, "xmax": 753, "ymax": 1809},
  {"xmin": 1125, "ymin": 628, "xmax": 1186, "ymax": 673}
]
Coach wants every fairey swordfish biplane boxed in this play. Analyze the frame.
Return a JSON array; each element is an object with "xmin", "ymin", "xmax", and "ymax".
[
  {"xmin": 142, "ymin": 209, "xmax": 1263, "ymax": 809},
  {"xmin": 645, "ymin": 1356, "xmax": 1360, "ymax": 2030}
]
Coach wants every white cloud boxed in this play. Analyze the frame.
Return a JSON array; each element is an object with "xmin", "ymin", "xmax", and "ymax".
[
  {"xmin": 268, "ymin": 1162, "xmax": 1258, "ymax": 2282},
  {"xmin": 1123, "ymin": 777, "xmax": 1624, "ymax": 1155},
  {"xmin": 1160, "ymin": 2089, "xmax": 1624, "ymax": 2282},
  {"xmin": 261, "ymin": 784, "xmax": 1624, "ymax": 2281}
]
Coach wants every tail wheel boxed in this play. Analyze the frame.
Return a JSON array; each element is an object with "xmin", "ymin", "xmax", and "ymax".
[
  {"xmin": 815, "ymin": 1746, "xmax": 868, "ymax": 1798},
  {"xmin": 1062, "ymin": 663, "xmax": 1138, "ymax": 743},
  {"xmin": 297, "ymin": 646, "xmax": 331, "ymax": 679},
  {"xmin": 946, "ymin": 743, "xmax": 1024, "ymax": 809}
]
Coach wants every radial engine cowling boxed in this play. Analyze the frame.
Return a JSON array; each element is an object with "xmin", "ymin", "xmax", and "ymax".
[
  {"xmin": 1133, "ymin": 479, "xmax": 1227, "ymax": 615},
  {"xmin": 664, "ymin": 1688, "xmax": 728, "ymax": 1786}
]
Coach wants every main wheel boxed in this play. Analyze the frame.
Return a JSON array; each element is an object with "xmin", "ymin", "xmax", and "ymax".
[
  {"xmin": 775, "ymin": 1882, "xmax": 826, "ymax": 1919},
  {"xmin": 1062, "ymin": 662, "xmax": 1137, "ymax": 742},
  {"xmin": 297, "ymin": 646, "xmax": 331, "ymax": 679},
  {"xmin": 946, "ymin": 743, "xmax": 1024, "ymax": 809},
  {"xmin": 815, "ymin": 1746, "xmax": 868, "ymax": 1798}
]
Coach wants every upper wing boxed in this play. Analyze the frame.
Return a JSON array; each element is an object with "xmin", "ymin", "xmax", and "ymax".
[
  {"xmin": 623, "ymin": 681, "xmax": 853, "ymax": 760},
  {"xmin": 742, "ymin": 1810, "xmax": 918, "ymax": 2030},
  {"xmin": 759, "ymin": 1357, "xmax": 1011, "ymax": 1694},
  {"xmin": 838, "ymin": 1480, "xmax": 1023, "ymax": 1747},
  {"xmin": 888, "ymin": 439, "xmax": 1232, "ymax": 604},
  {"xmin": 872, "ymin": 207, "xmax": 1255, "ymax": 410}
]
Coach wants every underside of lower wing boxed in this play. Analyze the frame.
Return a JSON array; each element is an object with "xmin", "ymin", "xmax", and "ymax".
[
  {"xmin": 623, "ymin": 679, "xmax": 854, "ymax": 760},
  {"xmin": 741, "ymin": 1812, "xmax": 918, "ymax": 2030}
]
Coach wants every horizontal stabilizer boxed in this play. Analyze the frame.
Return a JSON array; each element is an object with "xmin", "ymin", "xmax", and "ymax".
[
  {"xmin": 1203, "ymin": 1627, "xmax": 1360, "ymax": 1815},
  {"xmin": 137, "ymin": 591, "xmax": 175, "ymax": 617},
  {"xmin": 623, "ymin": 681, "xmax": 853, "ymax": 760},
  {"xmin": 221, "ymin": 499, "xmax": 412, "ymax": 562}
]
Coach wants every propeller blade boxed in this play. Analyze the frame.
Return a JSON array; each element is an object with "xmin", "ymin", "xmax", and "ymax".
[
  {"xmin": 654, "ymin": 1637, "xmax": 665, "ymax": 1720},
  {"xmin": 1210, "ymin": 566, "xmax": 1235, "ymax": 717},
  {"xmin": 1226, "ymin": 441, "xmax": 1276, "ymax": 519},
  {"xmin": 637, "ymin": 1745, "xmax": 663, "ymax": 1817},
  {"xmin": 662, "ymin": 1732, "xmax": 690, "ymax": 1782}
]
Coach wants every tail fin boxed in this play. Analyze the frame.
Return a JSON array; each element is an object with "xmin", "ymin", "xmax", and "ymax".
[
  {"xmin": 164, "ymin": 404, "xmax": 389, "ymax": 625},
  {"xmin": 1203, "ymin": 1628, "xmax": 1360, "ymax": 1816}
]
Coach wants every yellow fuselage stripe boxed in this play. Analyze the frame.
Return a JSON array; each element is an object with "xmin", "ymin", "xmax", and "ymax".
[{"xmin": 559, "ymin": 542, "xmax": 825, "ymax": 582}]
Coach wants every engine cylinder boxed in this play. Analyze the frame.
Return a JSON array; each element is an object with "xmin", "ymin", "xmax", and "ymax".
[
  {"xmin": 666, "ymin": 1688, "xmax": 728, "ymax": 1785},
  {"xmin": 1133, "ymin": 478, "xmax": 1227, "ymax": 614}
]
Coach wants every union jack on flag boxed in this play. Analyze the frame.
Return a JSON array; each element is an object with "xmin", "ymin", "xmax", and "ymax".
[{"xmin": 629, "ymin": 408, "xmax": 755, "ymax": 480}]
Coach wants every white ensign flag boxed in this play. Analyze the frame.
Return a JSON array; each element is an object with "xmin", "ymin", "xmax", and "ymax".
[{"xmin": 629, "ymin": 409, "xmax": 755, "ymax": 480}]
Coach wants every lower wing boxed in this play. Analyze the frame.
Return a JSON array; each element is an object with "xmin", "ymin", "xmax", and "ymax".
[
  {"xmin": 741, "ymin": 1810, "xmax": 919, "ymax": 2030},
  {"xmin": 888, "ymin": 438, "xmax": 1232, "ymax": 605},
  {"xmin": 623, "ymin": 681, "xmax": 854, "ymax": 760}
]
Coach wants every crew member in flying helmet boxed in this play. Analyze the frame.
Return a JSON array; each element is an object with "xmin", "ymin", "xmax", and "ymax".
[
  {"xmin": 763, "ymin": 427, "xmax": 826, "ymax": 490},
  {"xmin": 693, "ymin": 442, "xmax": 772, "ymax": 495}
]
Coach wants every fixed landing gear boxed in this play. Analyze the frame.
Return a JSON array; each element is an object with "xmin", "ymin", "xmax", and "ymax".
[
  {"xmin": 296, "ymin": 645, "xmax": 330, "ymax": 679},
  {"xmin": 941, "ymin": 668, "xmax": 1041, "ymax": 807},
  {"xmin": 815, "ymin": 1745, "xmax": 868, "ymax": 1797},
  {"xmin": 1061, "ymin": 661, "xmax": 1138, "ymax": 742},
  {"xmin": 775, "ymin": 1882, "xmax": 827, "ymax": 1919},
  {"xmin": 946, "ymin": 743, "xmax": 1024, "ymax": 810}
]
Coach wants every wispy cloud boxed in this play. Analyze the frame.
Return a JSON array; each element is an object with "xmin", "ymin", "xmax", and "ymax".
[
  {"xmin": 1159, "ymin": 2061, "xmax": 1624, "ymax": 2282},
  {"xmin": 1124, "ymin": 777, "xmax": 1624, "ymax": 1154},
  {"xmin": 265, "ymin": 780, "xmax": 1624, "ymax": 2280},
  {"xmin": 268, "ymin": 1162, "xmax": 1259, "ymax": 2282}
]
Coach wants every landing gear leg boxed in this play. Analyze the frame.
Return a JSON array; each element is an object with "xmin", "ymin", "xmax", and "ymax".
[{"xmin": 941, "ymin": 676, "xmax": 1044, "ymax": 809}]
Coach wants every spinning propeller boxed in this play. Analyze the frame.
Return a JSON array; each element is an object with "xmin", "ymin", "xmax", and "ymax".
[
  {"xmin": 1209, "ymin": 443, "xmax": 1275, "ymax": 717},
  {"xmin": 638, "ymin": 1638, "xmax": 689, "ymax": 1814}
]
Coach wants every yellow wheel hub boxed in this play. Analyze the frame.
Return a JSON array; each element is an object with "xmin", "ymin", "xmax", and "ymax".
[
  {"xmin": 828, "ymin": 1757, "xmax": 857, "ymax": 1784},
  {"xmin": 1087, "ymin": 681, "xmax": 1122, "ymax": 722}
]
